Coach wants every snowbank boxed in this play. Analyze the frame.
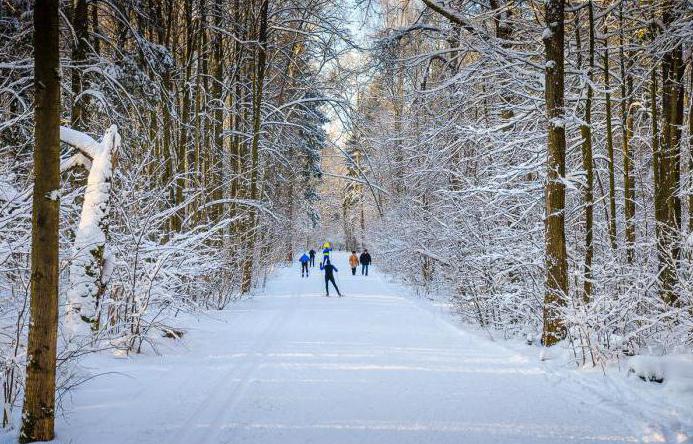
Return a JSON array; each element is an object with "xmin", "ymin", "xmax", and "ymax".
[{"xmin": 628, "ymin": 354, "xmax": 693, "ymax": 390}]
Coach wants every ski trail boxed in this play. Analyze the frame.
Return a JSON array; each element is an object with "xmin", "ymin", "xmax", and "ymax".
[
  {"xmin": 170, "ymin": 300, "xmax": 298, "ymax": 444},
  {"xmin": 54, "ymin": 252, "xmax": 645, "ymax": 444}
]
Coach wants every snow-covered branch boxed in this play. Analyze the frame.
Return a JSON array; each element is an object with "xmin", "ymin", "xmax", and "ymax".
[
  {"xmin": 64, "ymin": 125, "xmax": 120, "ymax": 338},
  {"xmin": 60, "ymin": 126, "xmax": 100, "ymax": 159}
]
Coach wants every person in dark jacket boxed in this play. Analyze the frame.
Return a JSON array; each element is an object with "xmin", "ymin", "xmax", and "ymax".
[
  {"xmin": 359, "ymin": 249, "xmax": 372, "ymax": 276},
  {"xmin": 308, "ymin": 249, "xmax": 316, "ymax": 267},
  {"xmin": 323, "ymin": 259, "xmax": 342, "ymax": 297}
]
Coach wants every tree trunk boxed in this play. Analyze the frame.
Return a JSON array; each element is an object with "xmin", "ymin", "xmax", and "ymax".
[
  {"xmin": 688, "ymin": 69, "xmax": 693, "ymax": 235},
  {"xmin": 619, "ymin": 4, "xmax": 635, "ymax": 264},
  {"xmin": 651, "ymin": 13, "xmax": 661, "ymax": 270},
  {"xmin": 210, "ymin": 0, "xmax": 224, "ymax": 225},
  {"xmin": 20, "ymin": 0, "xmax": 61, "ymax": 441},
  {"xmin": 541, "ymin": 0, "xmax": 568, "ymax": 347},
  {"xmin": 91, "ymin": 2, "xmax": 100, "ymax": 56},
  {"xmin": 162, "ymin": 69, "xmax": 174, "ymax": 236},
  {"xmin": 576, "ymin": 1, "xmax": 595, "ymax": 303},
  {"xmin": 70, "ymin": 0, "xmax": 88, "ymax": 130},
  {"xmin": 173, "ymin": 0, "xmax": 195, "ymax": 232},
  {"xmin": 490, "ymin": 0, "xmax": 514, "ymax": 121},
  {"xmin": 286, "ymin": 149, "xmax": 295, "ymax": 262},
  {"xmin": 657, "ymin": 0, "xmax": 685, "ymax": 306},
  {"xmin": 602, "ymin": 13, "xmax": 618, "ymax": 251},
  {"xmin": 194, "ymin": 0, "xmax": 208, "ymax": 224},
  {"xmin": 160, "ymin": 0, "xmax": 174, "ymax": 235},
  {"xmin": 241, "ymin": 0, "xmax": 269, "ymax": 293},
  {"xmin": 228, "ymin": 0, "xmax": 244, "ymax": 247}
]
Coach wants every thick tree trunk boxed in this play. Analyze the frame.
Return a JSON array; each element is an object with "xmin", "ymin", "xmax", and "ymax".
[
  {"xmin": 541, "ymin": 0, "xmax": 568, "ymax": 347},
  {"xmin": 20, "ymin": 0, "xmax": 61, "ymax": 441}
]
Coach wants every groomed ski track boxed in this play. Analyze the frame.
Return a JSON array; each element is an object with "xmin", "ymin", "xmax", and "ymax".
[{"xmin": 54, "ymin": 252, "xmax": 642, "ymax": 444}]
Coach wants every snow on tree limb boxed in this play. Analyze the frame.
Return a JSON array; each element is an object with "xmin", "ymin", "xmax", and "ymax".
[
  {"xmin": 63, "ymin": 125, "xmax": 120, "ymax": 338},
  {"xmin": 59, "ymin": 126, "xmax": 100, "ymax": 159}
]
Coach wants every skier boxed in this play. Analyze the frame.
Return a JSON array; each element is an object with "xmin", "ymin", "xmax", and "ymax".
[
  {"xmin": 299, "ymin": 252, "xmax": 310, "ymax": 278},
  {"xmin": 349, "ymin": 251, "xmax": 359, "ymax": 276},
  {"xmin": 321, "ymin": 244, "xmax": 332, "ymax": 268},
  {"xmin": 308, "ymin": 249, "xmax": 316, "ymax": 267},
  {"xmin": 359, "ymin": 249, "xmax": 372, "ymax": 276},
  {"xmin": 323, "ymin": 259, "xmax": 342, "ymax": 297}
]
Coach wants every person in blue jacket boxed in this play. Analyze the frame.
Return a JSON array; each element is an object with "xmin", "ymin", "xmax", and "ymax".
[
  {"xmin": 299, "ymin": 252, "xmax": 310, "ymax": 278},
  {"xmin": 323, "ymin": 259, "xmax": 342, "ymax": 297},
  {"xmin": 321, "ymin": 245, "xmax": 332, "ymax": 267}
]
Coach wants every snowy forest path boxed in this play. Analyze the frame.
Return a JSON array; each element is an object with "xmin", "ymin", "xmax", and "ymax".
[{"xmin": 55, "ymin": 252, "xmax": 642, "ymax": 444}]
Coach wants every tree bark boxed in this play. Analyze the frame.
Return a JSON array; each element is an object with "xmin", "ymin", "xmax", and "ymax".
[
  {"xmin": 20, "ymin": 0, "xmax": 61, "ymax": 440},
  {"xmin": 541, "ymin": 0, "xmax": 568, "ymax": 347}
]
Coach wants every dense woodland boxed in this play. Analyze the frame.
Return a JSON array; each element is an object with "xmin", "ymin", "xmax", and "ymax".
[
  {"xmin": 344, "ymin": 0, "xmax": 692, "ymax": 360},
  {"xmin": 0, "ymin": 0, "xmax": 692, "ymax": 442},
  {"xmin": 1, "ymin": 0, "xmax": 350, "ymax": 439}
]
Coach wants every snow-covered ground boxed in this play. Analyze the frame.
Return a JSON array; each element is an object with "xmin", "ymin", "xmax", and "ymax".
[{"xmin": 3, "ymin": 252, "xmax": 691, "ymax": 443}]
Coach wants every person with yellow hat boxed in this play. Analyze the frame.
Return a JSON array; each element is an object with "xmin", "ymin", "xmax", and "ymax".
[{"xmin": 320, "ymin": 242, "xmax": 332, "ymax": 268}]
